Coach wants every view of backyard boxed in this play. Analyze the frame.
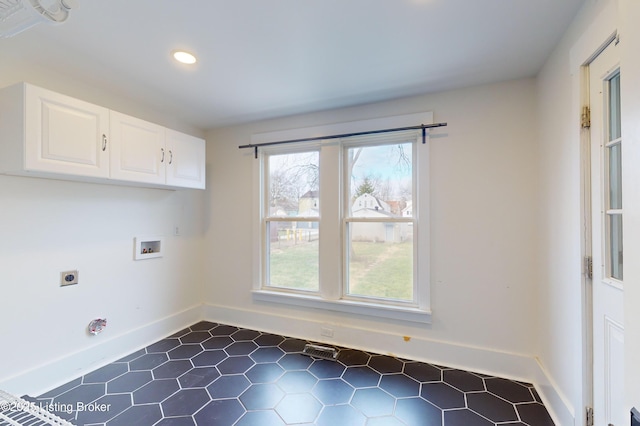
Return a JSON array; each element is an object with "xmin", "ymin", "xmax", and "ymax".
[{"xmin": 269, "ymin": 239, "xmax": 413, "ymax": 301}]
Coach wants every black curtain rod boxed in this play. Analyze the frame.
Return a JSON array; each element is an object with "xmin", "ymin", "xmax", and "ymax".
[{"xmin": 239, "ymin": 122, "xmax": 447, "ymax": 158}]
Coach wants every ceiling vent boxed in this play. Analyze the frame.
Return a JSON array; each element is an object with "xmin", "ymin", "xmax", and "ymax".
[{"xmin": 0, "ymin": 0, "xmax": 77, "ymax": 38}]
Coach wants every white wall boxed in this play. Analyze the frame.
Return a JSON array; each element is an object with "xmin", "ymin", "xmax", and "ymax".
[
  {"xmin": 0, "ymin": 75, "xmax": 207, "ymax": 396},
  {"xmin": 205, "ymin": 79, "xmax": 540, "ymax": 379}
]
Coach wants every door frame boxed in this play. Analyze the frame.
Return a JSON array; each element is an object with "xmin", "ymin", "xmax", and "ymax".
[{"xmin": 579, "ymin": 30, "xmax": 618, "ymax": 423}]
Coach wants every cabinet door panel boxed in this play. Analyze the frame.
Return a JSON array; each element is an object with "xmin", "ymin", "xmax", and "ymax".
[
  {"xmin": 166, "ymin": 129, "xmax": 206, "ymax": 189},
  {"xmin": 25, "ymin": 85, "xmax": 109, "ymax": 177},
  {"xmin": 110, "ymin": 111, "xmax": 165, "ymax": 184}
]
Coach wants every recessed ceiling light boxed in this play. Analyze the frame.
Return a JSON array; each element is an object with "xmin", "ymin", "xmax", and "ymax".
[{"xmin": 172, "ymin": 50, "xmax": 197, "ymax": 65}]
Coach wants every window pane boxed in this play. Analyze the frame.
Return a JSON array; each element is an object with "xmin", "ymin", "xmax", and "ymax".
[
  {"xmin": 609, "ymin": 214, "xmax": 623, "ymax": 280},
  {"xmin": 267, "ymin": 221, "xmax": 319, "ymax": 291},
  {"xmin": 347, "ymin": 143, "xmax": 412, "ymax": 218},
  {"xmin": 609, "ymin": 143, "xmax": 622, "ymax": 210},
  {"xmin": 347, "ymin": 223, "xmax": 414, "ymax": 302},
  {"xmin": 268, "ymin": 151, "xmax": 319, "ymax": 216}
]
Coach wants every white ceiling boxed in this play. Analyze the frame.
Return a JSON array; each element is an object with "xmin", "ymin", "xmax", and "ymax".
[{"xmin": 0, "ymin": 0, "xmax": 584, "ymax": 130}]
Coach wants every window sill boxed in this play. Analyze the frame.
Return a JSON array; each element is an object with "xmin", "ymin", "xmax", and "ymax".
[{"xmin": 252, "ymin": 289, "xmax": 432, "ymax": 324}]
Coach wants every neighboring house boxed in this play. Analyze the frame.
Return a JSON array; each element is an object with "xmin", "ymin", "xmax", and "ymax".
[
  {"xmin": 351, "ymin": 194, "xmax": 406, "ymax": 242},
  {"xmin": 402, "ymin": 201, "xmax": 412, "ymax": 217}
]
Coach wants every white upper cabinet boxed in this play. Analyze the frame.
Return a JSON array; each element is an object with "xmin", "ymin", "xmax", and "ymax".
[
  {"xmin": 110, "ymin": 111, "xmax": 166, "ymax": 185},
  {"xmin": 166, "ymin": 129, "xmax": 206, "ymax": 189},
  {"xmin": 0, "ymin": 83, "xmax": 110, "ymax": 178},
  {"xmin": 0, "ymin": 82, "xmax": 206, "ymax": 190}
]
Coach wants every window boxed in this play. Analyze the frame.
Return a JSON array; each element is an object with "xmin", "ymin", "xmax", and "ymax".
[{"xmin": 253, "ymin": 113, "xmax": 432, "ymax": 323}]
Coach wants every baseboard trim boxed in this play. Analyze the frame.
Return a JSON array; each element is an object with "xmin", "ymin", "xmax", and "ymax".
[
  {"xmin": 0, "ymin": 304, "xmax": 203, "ymax": 397},
  {"xmin": 203, "ymin": 303, "xmax": 573, "ymax": 425}
]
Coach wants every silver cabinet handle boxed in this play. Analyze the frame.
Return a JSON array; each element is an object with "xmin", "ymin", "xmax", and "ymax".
[
  {"xmin": 161, "ymin": 148, "xmax": 165, "ymax": 163},
  {"xmin": 169, "ymin": 150, "xmax": 173, "ymax": 165},
  {"xmin": 102, "ymin": 134, "xmax": 107, "ymax": 151}
]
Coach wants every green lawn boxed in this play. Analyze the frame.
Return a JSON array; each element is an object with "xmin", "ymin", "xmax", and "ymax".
[{"xmin": 268, "ymin": 240, "xmax": 413, "ymax": 301}]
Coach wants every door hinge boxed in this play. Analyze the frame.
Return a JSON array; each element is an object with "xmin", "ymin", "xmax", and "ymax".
[
  {"xmin": 585, "ymin": 256, "xmax": 593, "ymax": 279},
  {"xmin": 581, "ymin": 106, "xmax": 591, "ymax": 129},
  {"xmin": 586, "ymin": 406, "xmax": 594, "ymax": 426}
]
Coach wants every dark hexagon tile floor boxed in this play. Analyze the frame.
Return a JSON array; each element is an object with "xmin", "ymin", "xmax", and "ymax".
[{"xmin": 30, "ymin": 321, "xmax": 555, "ymax": 425}]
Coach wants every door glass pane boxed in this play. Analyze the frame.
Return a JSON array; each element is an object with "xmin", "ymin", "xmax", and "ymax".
[
  {"xmin": 609, "ymin": 143, "xmax": 622, "ymax": 210},
  {"xmin": 609, "ymin": 214, "xmax": 623, "ymax": 280},
  {"xmin": 347, "ymin": 223, "xmax": 413, "ymax": 302},
  {"xmin": 609, "ymin": 73, "xmax": 621, "ymax": 141},
  {"xmin": 267, "ymin": 220, "xmax": 319, "ymax": 291},
  {"xmin": 347, "ymin": 143, "xmax": 412, "ymax": 217}
]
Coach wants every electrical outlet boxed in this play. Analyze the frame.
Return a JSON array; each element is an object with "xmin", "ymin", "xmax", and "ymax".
[{"xmin": 60, "ymin": 270, "xmax": 79, "ymax": 286}]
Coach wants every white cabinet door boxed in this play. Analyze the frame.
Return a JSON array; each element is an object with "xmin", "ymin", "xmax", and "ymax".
[
  {"xmin": 24, "ymin": 84, "xmax": 110, "ymax": 178},
  {"xmin": 165, "ymin": 130, "xmax": 206, "ymax": 189},
  {"xmin": 110, "ymin": 111, "xmax": 166, "ymax": 184}
]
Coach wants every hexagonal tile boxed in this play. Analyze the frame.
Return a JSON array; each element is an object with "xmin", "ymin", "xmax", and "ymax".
[
  {"xmin": 254, "ymin": 333, "xmax": 286, "ymax": 347},
  {"xmin": 146, "ymin": 338, "xmax": 181, "ymax": 353},
  {"xmin": 179, "ymin": 331, "xmax": 211, "ymax": 344},
  {"xmin": 202, "ymin": 335, "xmax": 234, "ymax": 350},
  {"xmin": 167, "ymin": 344, "xmax": 203, "ymax": 360},
  {"xmin": 312, "ymin": 378, "xmax": 355, "ymax": 405},
  {"xmin": 351, "ymin": 388, "xmax": 395, "ymax": 417},
  {"xmin": 316, "ymin": 404, "xmax": 366, "ymax": 426},
  {"xmin": 190, "ymin": 321, "xmax": 217, "ymax": 331},
  {"xmin": 167, "ymin": 328, "xmax": 191, "ymax": 339},
  {"xmin": 342, "ymin": 366, "xmax": 381, "ymax": 388},
  {"xmin": 129, "ymin": 353, "xmax": 168, "ymax": 371},
  {"xmin": 133, "ymin": 378, "xmax": 179, "ymax": 404},
  {"xmin": 403, "ymin": 362, "xmax": 442, "ymax": 382},
  {"xmin": 338, "ymin": 349, "xmax": 370, "ymax": 366},
  {"xmin": 191, "ymin": 350, "xmax": 227, "ymax": 367},
  {"xmin": 225, "ymin": 341, "xmax": 258, "ymax": 356},
  {"xmin": 116, "ymin": 349, "xmax": 146, "ymax": 363},
  {"xmin": 443, "ymin": 369, "xmax": 485, "ymax": 392},
  {"xmin": 309, "ymin": 359, "xmax": 345, "ymax": 379},
  {"xmin": 232, "ymin": 329, "xmax": 261, "ymax": 341},
  {"xmin": 277, "ymin": 370, "xmax": 318, "ymax": 393},
  {"xmin": 368, "ymin": 355, "xmax": 404, "ymax": 374},
  {"xmin": 443, "ymin": 409, "xmax": 493, "ymax": 426},
  {"xmin": 178, "ymin": 366, "xmax": 220, "ymax": 388},
  {"xmin": 246, "ymin": 362, "xmax": 285, "ymax": 383},
  {"xmin": 366, "ymin": 416, "xmax": 405, "ymax": 426},
  {"xmin": 107, "ymin": 403, "xmax": 162, "ymax": 426},
  {"xmin": 239, "ymin": 383, "xmax": 285, "ymax": 409},
  {"xmin": 161, "ymin": 388, "xmax": 210, "ymax": 417},
  {"xmin": 379, "ymin": 373, "xmax": 420, "ymax": 397},
  {"xmin": 395, "ymin": 397, "xmax": 442, "ymax": 426},
  {"xmin": 278, "ymin": 353, "xmax": 313, "ymax": 370},
  {"xmin": 75, "ymin": 393, "xmax": 131, "ymax": 425},
  {"xmin": 278, "ymin": 338, "xmax": 307, "ymax": 353},
  {"xmin": 194, "ymin": 399, "xmax": 245, "ymax": 425},
  {"xmin": 83, "ymin": 363, "xmax": 128, "ymax": 384},
  {"xmin": 275, "ymin": 393, "xmax": 322, "ymax": 424},
  {"xmin": 236, "ymin": 410, "xmax": 286, "ymax": 426},
  {"xmin": 517, "ymin": 402, "xmax": 555, "ymax": 426},
  {"xmin": 107, "ymin": 371, "xmax": 153, "ymax": 393},
  {"xmin": 251, "ymin": 346, "xmax": 285, "ymax": 363},
  {"xmin": 210, "ymin": 325, "xmax": 239, "ymax": 336},
  {"xmin": 207, "ymin": 375, "xmax": 251, "ymax": 399},
  {"xmin": 37, "ymin": 378, "xmax": 82, "ymax": 398},
  {"xmin": 485, "ymin": 377, "xmax": 535, "ymax": 403},
  {"xmin": 217, "ymin": 355, "xmax": 255, "ymax": 374},
  {"xmin": 152, "ymin": 360, "xmax": 192, "ymax": 379},
  {"xmin": 467, "ymin": 392, "xmax": 519, "ymax": 422},
  {"xmin": 155, "ymin": 417, "xmax": 196, "ymax": 426},
  {"xmin": 54, "ymin": 383, "xmax": 106, "ymax": 406},
  {"xmin": 420, "ymin": 382, "xmax": 465, "ymax": 409}
]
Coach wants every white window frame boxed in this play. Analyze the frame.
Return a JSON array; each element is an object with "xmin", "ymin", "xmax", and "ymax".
[{"xmin": 251, "ymin": 112, "xmax": 432, "ymax": 324}]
